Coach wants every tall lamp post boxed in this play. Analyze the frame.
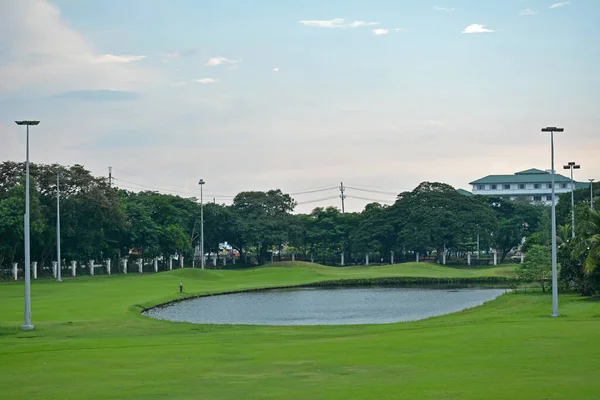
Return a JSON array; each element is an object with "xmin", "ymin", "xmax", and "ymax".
[
  {"xmin": 15, "ymin": 120, "xmax": 40, "ymax": 331},
  {"xmin": 590, "ymin": 179, "xmax": 595, "ymax": 208},
  {"xmin": 56, "ymin": 169, "xmax": 62, "ymax": 282},
  {"xmin": 198, "ymin": 179, "xmax": 205, "ymax": 270},
  {"xmin": 563, "ymin": 162, "xmax": 580, "ymax": 238},
  {"xmin": 542, "ymin": 126, "xmax": 563, "ymax": 318}
]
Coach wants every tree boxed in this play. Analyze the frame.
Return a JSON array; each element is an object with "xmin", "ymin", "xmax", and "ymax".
[
  {"xmin": 394, "ymin": 182, "xmax": 497, "ymax": 261},
  {"xmin": 572, "ymin": 208, "xmax": 600, "ymax": 276},
  {"xmin": 516, "ymin": 245, "xmax": 552, "ymax": 292},
  {"xmin": 230, "ymin": 190, "xmax": 296, "ymax": 263}
]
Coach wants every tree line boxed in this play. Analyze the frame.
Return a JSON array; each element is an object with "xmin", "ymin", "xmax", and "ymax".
[{"xmin": 2, "ymin": 161, "xmax": 596, "ymax": 284}]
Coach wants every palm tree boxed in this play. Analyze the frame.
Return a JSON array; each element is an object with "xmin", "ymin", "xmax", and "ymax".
[
  {"xmin": 573, "ymin": 208, "xmax": 600, "ymax": 275},
  {"xmin": 557, "ymin": 224, "xmax": 571, "ymax": 247}
]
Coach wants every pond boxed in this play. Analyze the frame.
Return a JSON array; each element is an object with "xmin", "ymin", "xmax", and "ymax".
[{"xmin": 143, "ymin": 287, "xmax": 508, "ymax": 326}]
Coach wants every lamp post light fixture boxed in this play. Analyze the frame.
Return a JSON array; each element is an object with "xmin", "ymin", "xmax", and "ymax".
[
  {"xmin": 198, "ymin": 179, "xmax": 205, "ymax": 270},
  {"xmin": 563, "ymin": 162, "xmax": 580, "ymax": 238},
  {"xmin": 15, "ymin": 120, "xmax": 40, "ymax": 331},
  {"xmin": 590, "ymin": 179, "xmax": 595, "ymax": 208},
  {"xmin": 541, "ymin": 126, "xmax": 563, "ymax": 318}
]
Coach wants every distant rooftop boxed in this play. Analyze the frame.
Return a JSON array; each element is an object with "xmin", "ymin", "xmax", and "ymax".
[{"xmin": 470, "ymin": 168, "xmax": 572, "ymax": 185}]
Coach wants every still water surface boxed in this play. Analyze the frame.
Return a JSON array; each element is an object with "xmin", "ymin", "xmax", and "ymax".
[{"xmin": 144, "ymin": 287, "xmax": 507, "ymax": 326}]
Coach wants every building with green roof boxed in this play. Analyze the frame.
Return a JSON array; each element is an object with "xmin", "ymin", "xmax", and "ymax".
[{"xmin": 470, "ymin": 168, "xmax": 589, "ymax": 205}]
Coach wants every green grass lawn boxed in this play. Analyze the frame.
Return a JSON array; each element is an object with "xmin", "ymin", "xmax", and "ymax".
[{"xmin": 1, "ymin": 262, "xmax": 598, "ymax": 399}]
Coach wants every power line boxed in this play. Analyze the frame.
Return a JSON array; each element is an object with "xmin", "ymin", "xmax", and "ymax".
[
  {"xmin": 345, "ymin": 186, "xmax": 399, "ymax": 196},
  {"xmin": 289, "ymin": 186, "xmax": 338, "ymax": 195},
  {"xmin": 113, "ymin": 177, "xmax": 198, "ymax": 196},
  {"xmin": 296, "ymin": 195, "xmax": 340, "ymax": 205},
  {"xmin": 346, "ymin": 195, "xmax": 394, "ymax": 204}
]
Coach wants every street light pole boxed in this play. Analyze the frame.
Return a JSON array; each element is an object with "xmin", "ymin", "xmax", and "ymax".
[
  {"xmin": 15, "ymin": 120, "xmax": 40, "ymax": 331},
  {"xmin": 542, "ymin": 126, "xmax": 563, "ymax": 318},
  {"xmin": 563, "ymin": 162, "xmax": 580, "ymax": 238},
  {"xmin": 199, "ymin": 179, "xmax": 205, "ymax": 270},
  {"xmin": 56, "ymin": 169, "xmax": 62, "ymax": 282},
  {"xmin": 590, "ymin": 179, "xmax": 595, "ymax": 208}
]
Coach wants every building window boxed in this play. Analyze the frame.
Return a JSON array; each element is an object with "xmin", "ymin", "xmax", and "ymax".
[
  {"xmin": 534, "ymin": 183, "xmax": 541, "ymax": 189},
  {"xmin": 561, "ymin": 183, "xmax": 567, "ymax": 189},
  {"xmin": 518, "ymin": 184, "xmax": 525, "ymax": 189},
  {"xmin": 491, "ymin": 184, "xmax": 497, "ymax": 190},
  {"xmin": 547, "ymin": 183, "xmax": 553, "ymax": 189},
  {"xmin": 503, "ymin": 184, "xmax": 510, "ymax": 190},
  {"xmin": 477, "ymin": 185, "xmax": 484, "ymax": 190},
  {"xmin": 533, "ymin": 196, "xmax": 542, "ymax": 201}
]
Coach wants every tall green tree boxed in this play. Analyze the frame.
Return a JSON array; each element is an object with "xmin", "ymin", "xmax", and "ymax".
[{"xmin": 516, "ymin": 244, "xmax": 552, "ymax": 292}]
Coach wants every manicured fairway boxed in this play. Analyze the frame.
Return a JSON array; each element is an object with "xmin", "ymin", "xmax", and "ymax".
[{"xmin": 1, "ymin": 262, "xmax": 598, "ymax": 399}]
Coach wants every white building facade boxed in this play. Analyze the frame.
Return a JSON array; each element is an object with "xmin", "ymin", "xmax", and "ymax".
[{"xmin": 470, "ymin": 168, "xmax": 586, "ymax": 205}]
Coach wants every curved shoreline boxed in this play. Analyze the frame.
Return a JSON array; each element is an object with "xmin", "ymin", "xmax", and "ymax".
[{"xmin": 141, "ymin": 276, "xmax": 518, "ymax": 313}]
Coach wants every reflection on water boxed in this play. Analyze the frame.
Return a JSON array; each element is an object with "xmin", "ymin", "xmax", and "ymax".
[{"xmin": 144, "ymin": 287, "xmax": 507, "ymax": 326}]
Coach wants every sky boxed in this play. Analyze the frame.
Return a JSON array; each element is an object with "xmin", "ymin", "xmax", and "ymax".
[{"xmin": 1, "ymin": 0, "xmax": 599, "ymax": 213}]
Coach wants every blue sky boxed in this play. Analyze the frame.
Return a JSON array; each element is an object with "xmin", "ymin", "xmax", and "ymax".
[{"xmin": 1, "ymin": 0, "xmax": 598, "ymax": 212}]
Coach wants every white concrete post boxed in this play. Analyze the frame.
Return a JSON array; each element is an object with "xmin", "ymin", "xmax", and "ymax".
[
  {"xmin": 89, "ymin": 260, "xmax": 94, "ymax": 276},
  {"xmin": 138, "ymin": 259, "xmax": 143, "ymax": 274},
  {"xmin": 391, "ymin": 251, "xmax": 395, "ymax": 265},
  {"xmin": 291, "ymin": 253, "xmax": 295, "ymax": 262},
  {"xmin": 416, "ymin": 252, "xmax": 420, "ymax": 263},
  {"xmin": 106, "ymin": 259, "xmax": 111, "ymax": 275},
  {"xmin": 213, "ymin": 255, "xmax": 217, "ymax": 267},
  {"xmin": 32, "ymin": 261, "xmax": 38, "ymax": 279},
  {"xmin": 493, "ymin": 251, "xmax": 498, "ymax": 266},
  {"xmin": 310, "ymin": 254, "xmax": 314, "ymax": 263},
  {"xmin": 52, "ymin": 261, "xmax": 58, "ymax": 278},
  {"xmin": 222, "ymin": 256, "xmax": 226, "ymax": 266},
  {"xmin": 169, "ymin": 257, "xmax": 173, "ymax": 270},
  {"xmin": 13, "ymin": 262, "xmax": 18, "ymax": 280},
  {"xmin": 154, "ymin": 257, "xmax": 158, "ymax": 272},
  {"xmin": 270, "ymin": 253, "xmax": 274, "ymax": 264},
  {"xmin": 232, "ymin": 256, "xmax": 235, "ymax": 265},
  {"xmin": 442, "ymin": 251, "xmax": 447, "ymax": 265},
  {"xmin": 520, "ymin": 253, "xmax": 524, "ymax": 264},
  {"xmin": 341, "ymin": 252, "xmax": 345, "ymax": 266},
  {"xmin": 71, "ymin": 261, "xmax": 77, "ymax": 277},
  {"xmin": 467, "ymin": 252, "xmax": 471, "ymax": 266},
  {"xmin": 180, "ymin": 256, "xmax": 184, "ymax": 269},
  {"xmin": 365, "ymin": 254, "xmax": 369, "ymax": 266},
  {"xmin": 123, "ymin": 259, "xmax": 128, "ymax": 274}
]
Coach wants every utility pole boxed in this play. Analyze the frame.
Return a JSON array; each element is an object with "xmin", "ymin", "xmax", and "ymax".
[
  {"xmin": 56, "ymin": 169, "xmax": 62, "ymax": 282},
  {"xmin": 199, "ymin": 179, "xmax": 205, "ymax": 270},
  {"xmin": 108, "ymin": 166, "xmax": 112, "ymax": 188},
  {"xmin": 340, "ymin": 182, "xmax": 346, "ymax": 214}
]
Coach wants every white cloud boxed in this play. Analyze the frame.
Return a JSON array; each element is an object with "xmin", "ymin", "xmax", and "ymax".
[
  {"xmin": 204, "ymin": 57, "xmax": 238, "ymax": 66},
  {"xmin": 433, "ymin": 6, "xmax": 454, "ymax": 12},
  {"xmin": 349, "ymin": 21, "xmax": 380, "ymax": 28},
  {"xmin": 373, "ymin": 28, "xmax": 406, "ymax": 35},
  {"xmin": 549, "ymin": 2, "xmax": 570, "ymax": 9},
  {"xmin": 298, "ymin": 18, "xmax": 379, "ymax": 29},
  {"xmin": 519, "ymin": 8, "xmax": 537, "ymax": 16},
  {"xmin": 273, "ymin": 67, "xmax": 279, "ymax": 72},
  {"xmin": 195, "ymin": 78, "xmax": 219, "ymax": 84},
  {"xmin": 92, "ymin": 54, "xmax": 147, "ymax": 63},
  {"xmin": 0, "ymin": 0, "xmax": 157, "ymax": 94},
  {"xmin": 462, "ymin": 24, "xmax": 495, "ymax": 34}
]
